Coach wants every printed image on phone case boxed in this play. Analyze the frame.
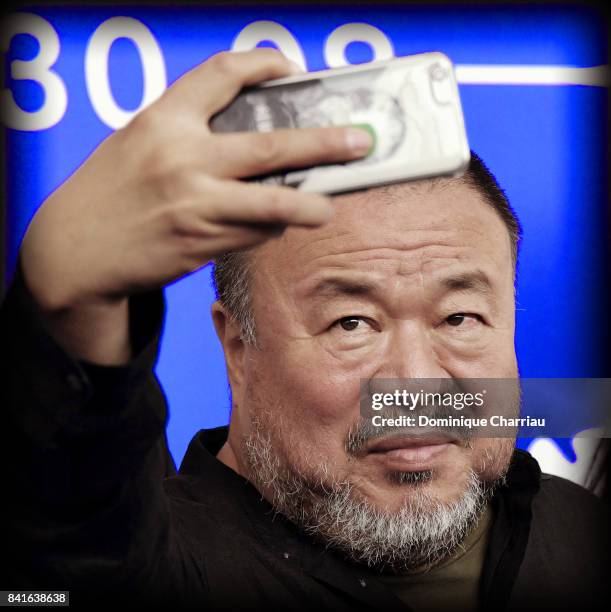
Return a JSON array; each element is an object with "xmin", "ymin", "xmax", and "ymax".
[{"xmin": 210, "ymin": 53, "xmax": 470, "ymax": 194}]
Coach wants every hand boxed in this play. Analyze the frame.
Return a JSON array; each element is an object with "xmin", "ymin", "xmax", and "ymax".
[{"xmin": 19, "ymin": 49, "xmax": 372, "ymax": 363}]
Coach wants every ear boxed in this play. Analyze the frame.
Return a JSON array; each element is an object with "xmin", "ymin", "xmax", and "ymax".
[{"xmin": 211, "ymin": 300, "xmax": 246, "ymax": 395}]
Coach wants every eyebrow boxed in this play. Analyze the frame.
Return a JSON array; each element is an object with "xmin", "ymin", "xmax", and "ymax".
[
  {"xmin": 306, "ymin": 278, "xmax": 380, "ymax": 299},
  {"xmin": 438, "ymin": 271, "xmax": 493, "ymax": 296}
]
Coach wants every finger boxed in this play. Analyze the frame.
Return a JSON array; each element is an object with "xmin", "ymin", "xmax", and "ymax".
[
  {"xmin": 180, "ymin": 225, "xmax": 286, "ymax": 267},
  {"xmin": 199, "ymin": 176, "xmax": 333, "ymax": 226},
  {"xmin": 168, "ymin": 222, "xmax": 286, "ymax": 279},
  {"xmin": 204, "ymin": 126, "xmax": 374, "ymax": 179},
  {"xmin": 160, "ymin": 48, "xmax": 302, "ymax": 119},
  {"xmin": 203, "ymin": 222, "xmax": 287, "ymax": 254}
]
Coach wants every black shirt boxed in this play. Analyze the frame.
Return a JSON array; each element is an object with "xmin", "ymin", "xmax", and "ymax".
[{"xmin": 1, "ymin": 270, "xmax": 608, "ymax": 610}]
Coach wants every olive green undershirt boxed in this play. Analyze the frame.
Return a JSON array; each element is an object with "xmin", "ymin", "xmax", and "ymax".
[{"xmin": 376, "ymin": 503, "xmax": 494, "ymax": 612}]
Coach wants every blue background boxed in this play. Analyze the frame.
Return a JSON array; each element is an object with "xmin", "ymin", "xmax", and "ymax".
[{"xmin": 3, "ymin": 5, "xmax": 609, "ymax": 466}]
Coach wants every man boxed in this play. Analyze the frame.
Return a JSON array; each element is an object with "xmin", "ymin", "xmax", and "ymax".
[{"xmin": 1, "ymin": 49, "xmax": 608, "ymax": 610}]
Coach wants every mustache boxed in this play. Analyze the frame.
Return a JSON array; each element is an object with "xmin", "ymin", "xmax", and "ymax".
[
  {"xmin": 350, "ymin": 377, "xmax": 521, "ymax": 456},
  {"xmin": 346, "ymin": 401, "xmax": 475, "ymax": 456}
]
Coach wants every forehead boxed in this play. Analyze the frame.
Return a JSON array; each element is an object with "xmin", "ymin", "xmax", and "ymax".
[{"xmin": 255, "ymin": 180, "xmax": 513, "ymax": 288}]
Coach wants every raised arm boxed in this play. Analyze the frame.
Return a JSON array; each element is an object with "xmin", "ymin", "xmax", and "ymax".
[{"xmin": 0, "ymin": 49, "xmax": 372, "ymax": 603}]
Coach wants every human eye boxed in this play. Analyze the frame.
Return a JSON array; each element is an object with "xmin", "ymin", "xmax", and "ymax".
[
  {"xmin": 444, "ymin": 312, "xmax": 485, "ymax": 329},
  {"xmin": 333, "ymin": 316, "xmax": 373, "ymax": 332}
]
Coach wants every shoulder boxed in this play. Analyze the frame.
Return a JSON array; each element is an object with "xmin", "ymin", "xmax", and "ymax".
[
  {"xmin": 526, "ymin": 465, "xmax": 609, "ymax": 572},
  {"xmin": 535, "ymin": 471, "xmax": 608, "ymax": 525},
  {"xmin": 506, "ymin": 461, "xmax": 610, "ymax": 609},
  {"xmin": 508, "ymin": 449, "xmax": 608, "ymax": 525}
]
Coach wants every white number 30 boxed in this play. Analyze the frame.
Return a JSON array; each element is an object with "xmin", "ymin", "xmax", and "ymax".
[{"xmin": 1, "ymin": 13, "xmax": 167, "ymax": 131}]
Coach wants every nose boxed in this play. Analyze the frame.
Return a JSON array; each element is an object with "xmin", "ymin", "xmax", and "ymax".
[{"xmin": 378, "ymin": 320, "xmax": 449, "ymax": 381}]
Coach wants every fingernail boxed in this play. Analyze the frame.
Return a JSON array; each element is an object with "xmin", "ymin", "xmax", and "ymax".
[
  {"xmin": 345, "ymin": 124, "xmax": 376, "ymax": 155},
  {"xmin": 288, "ymin": 60, "xmax": 306, "ymax": 74}
]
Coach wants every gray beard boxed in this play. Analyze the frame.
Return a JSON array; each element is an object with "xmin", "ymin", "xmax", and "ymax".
[{"xmin": 242, "ymin": 420, "xmax": 502, "ymax": 574}]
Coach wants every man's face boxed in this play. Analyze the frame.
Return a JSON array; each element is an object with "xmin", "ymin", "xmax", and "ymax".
[{"xmin": 226, "ymin": 179, "xmax": 517, "ymax": 521}]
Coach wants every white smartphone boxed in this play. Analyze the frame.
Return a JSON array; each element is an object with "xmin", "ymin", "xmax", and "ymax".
[{"xmin": 210, "ymin": 51, "xmax": 471, "ymax": 194}]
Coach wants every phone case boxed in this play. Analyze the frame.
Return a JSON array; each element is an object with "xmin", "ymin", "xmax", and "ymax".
[{"xmin": 210, "ymin": 52, "xmax": 471, "ymax": 194}]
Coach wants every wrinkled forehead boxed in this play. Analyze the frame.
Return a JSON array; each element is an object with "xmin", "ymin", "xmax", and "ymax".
[{"xmin": 255, "ymin": 180, "xmax": 514, "ymax": 288}]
